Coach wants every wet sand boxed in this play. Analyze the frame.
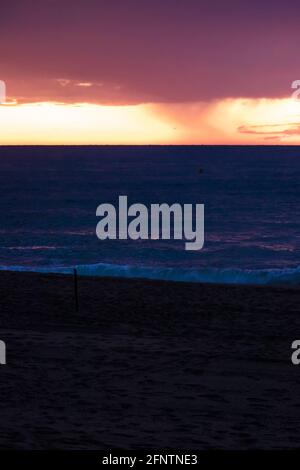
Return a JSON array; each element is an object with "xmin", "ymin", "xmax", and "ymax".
[{"xmin": 0, "ymin": 271, "xmax": 299, "ymax": 449}]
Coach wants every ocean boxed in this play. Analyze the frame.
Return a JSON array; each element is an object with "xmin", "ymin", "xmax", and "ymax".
[{"xmin": 0, "ymin": 145, "xmax": 299, "ymax": 285}]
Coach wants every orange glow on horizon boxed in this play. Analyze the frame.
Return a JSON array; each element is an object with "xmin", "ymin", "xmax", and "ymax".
[
  {"xmin": 1, "ymin": 98, "xmax": 300, "ymax": 145},
  {"xmin": 0, "ymin": 102, "xmax": 180, "ymax": 145}
]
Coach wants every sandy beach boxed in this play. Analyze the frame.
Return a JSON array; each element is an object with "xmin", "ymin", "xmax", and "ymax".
[{"xmin": 0, "ymin": 271, "xmax": 299, "ymax": 449}]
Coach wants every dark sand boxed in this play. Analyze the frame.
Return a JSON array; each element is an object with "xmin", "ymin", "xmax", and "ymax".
[{"xmin": 0, "ymin": 271, "xmax": 299, "ymax": 450}]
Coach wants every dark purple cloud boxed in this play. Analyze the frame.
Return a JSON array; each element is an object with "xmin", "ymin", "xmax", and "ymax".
[{"xmin": 1, "ymin": 0, "xmax": 300, "ymax": 104}]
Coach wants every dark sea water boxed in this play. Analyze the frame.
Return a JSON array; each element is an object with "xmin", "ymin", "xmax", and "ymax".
[{"xmin": 0, "ymin": 145, "xmax": 299, "ymax": 285}]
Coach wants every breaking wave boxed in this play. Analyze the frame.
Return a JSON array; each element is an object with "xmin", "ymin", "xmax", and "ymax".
[{"xmin": 0, "ymin": 263, "xmax": 299, "ymax": 286}]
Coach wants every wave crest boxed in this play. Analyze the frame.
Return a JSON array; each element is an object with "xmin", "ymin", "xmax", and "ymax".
[{"xmin": 0, "ymin": 263, "xmax": 299, "ymax": 286}]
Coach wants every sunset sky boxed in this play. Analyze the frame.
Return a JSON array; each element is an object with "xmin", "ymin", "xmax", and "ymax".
[{"xmin": 1, "ymin": 0, "xmax": 300, "ymax": 144}]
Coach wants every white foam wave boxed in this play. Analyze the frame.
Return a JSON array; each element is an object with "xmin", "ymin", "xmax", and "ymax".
[{"xmin": 0, "ymin": 263, "xmax": 299, "ymax": 286}]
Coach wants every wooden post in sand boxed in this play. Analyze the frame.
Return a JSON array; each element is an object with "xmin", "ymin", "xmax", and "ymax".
[{"xmin": 74, "ymin": 268, "xmax": 79, "ymax": 312}]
